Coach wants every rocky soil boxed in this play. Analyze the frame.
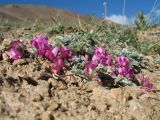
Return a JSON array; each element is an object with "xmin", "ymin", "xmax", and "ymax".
[{"xmin": 0, "ymin": 29, "xmax": 160, "ymax": 120}]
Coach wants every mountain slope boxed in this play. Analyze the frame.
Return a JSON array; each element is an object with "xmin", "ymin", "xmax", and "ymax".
[{"xmin": 0, "ymin": 4, "xmax": 98, "ymax": 24}]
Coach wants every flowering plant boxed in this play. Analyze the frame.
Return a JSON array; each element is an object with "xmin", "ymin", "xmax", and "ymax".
[
  {"xmin": 10, "ymin": 40, "xmax": 23, "ymax": 60},
  {"xmin": 140, "ymin": 73, "xmax": 153, "ymax": 92},
  {"xmin": 30, "ymin": 35, "xmax": 73, "ymax": 74},
  {"xmin": 117, "ymin": 56, "xmax": 135, "ymax": 80},
  {"xmin": 7, "ymin": 35, "xmax": 153, "ymax": 92}
]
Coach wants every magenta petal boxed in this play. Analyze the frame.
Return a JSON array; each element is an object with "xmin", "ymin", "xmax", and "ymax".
[
  {"xmin": 62, "ymin": 46, "xmax": 69, "ymax": 52},
  {"xmin": 31, "ymin": 40, "xmax": 39, "ymax": 49},
  {"xmin": 92, "ymin": 54, "xmax": 100, "ymax": 66},
  {"xmin": 85, "ymin": 61, "xmax": 97, "ymax": 77},
  {"xmin": 118, "ymin": 67, "xmax": 128, "ymax": 77},
  {"xmin": 128, "ymin": 68, "xmax": 135, "ymax": 80},
  {"xmin": 92, "ymin": 46, "xmax": 112, "ymax": 67},
  {"xmin": 11, "ymin": 40, "xmax": 23, "ymax": 48},
  {"xmin": 140, "ymin": 74, "xmax": 153, "ymax": 92},
  {"xmin": 61, "ymin": 46, "xmax": 73, "ymax": 59},
  {"xmin": 51, "ymin": 57, "xmax": 64, "ymax": 74},
  {"xmin": 52, "ymin": 46, "xmax": 60, "ymax": 57},
  {"xmin": 10, "ymin": 48, "xmax": 22, "ymax": 60},
  {"xmin": 31, "ymin": 35, "xmax": 50, "ymax": 51},
  {"xmin": 37, "ymin": 50, "xmax": 46, "ymax": 55},
  {"xmin": 117, "ymin": 67, "xmax": 135, "ymax": 80},
  {"xmin": 106, "ymin": 55, "xmax": 112, "ymax": 66},
  {"xmin": 95, "ymin": 46, "xmax": 105, "ymax": 56},
  {"xmin": 51, "ymin": 63, "xmax": 62, "ymax": 74},
  {"xmin": 100, "ymin": 57, "xmax": 107, "ymax": 66},
  {"xmin": 35, "ymin": 35, "xmax": 48, "ymax": 45},
  {"xmin": 117, "ymin": 56, "xmax": 129, "ymax": 67},
  {"xmin": 56, "ymin": 57, "xmax": 64, "ymax": 67},
  {"xmin": 45, "ymin": 50, "xmax": 55, "ymax": 62},
  {"xmin": 145, "ymin": 82, "xmax": 153, "ymax": 92}
]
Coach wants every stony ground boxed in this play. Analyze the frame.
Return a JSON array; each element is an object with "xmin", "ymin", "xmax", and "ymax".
[{"xmin": 0, "ymin": 29, "xmax": 160, "ymax": 120}]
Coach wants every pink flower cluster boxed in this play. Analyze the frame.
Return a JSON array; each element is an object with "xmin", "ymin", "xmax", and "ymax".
[
  {"xmin": 8, "ymin": 37, "xmax": 153, "ymax": 92},
  {"xmin": 92, "ymin": 47, "xmax": 112, "ymax": 66},
  {"xmin": 85, "ymin": 47, "xmax": 136, "ymax": 81},
  {"xmin": 140, "ymin": 73, "xmax": 153, "ymax": 92},
  {"xmin": 117, "ymin": 56, "xmax": 135, "ymax": 80},
  {"xmin": 31, "ymin": 35, "xmax": 52, "ymax": 56},
  {"xmin": 10, "ymin": 40, "xmax": 23, "ymax": 60},
  {"xmin": 85, "ymin": 46, "xmax": 112, "ymax": 77},
  {"xmin": 31, "ymin": 35, "xmax": 73, "ymax": 74}
]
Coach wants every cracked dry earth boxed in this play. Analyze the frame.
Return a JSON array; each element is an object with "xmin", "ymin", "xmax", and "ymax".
[{"xmin": 0, "ymin": 39, "xmax": 160, "ymax": 120}]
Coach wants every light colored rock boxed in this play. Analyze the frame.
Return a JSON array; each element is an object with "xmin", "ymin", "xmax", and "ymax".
[
  {"xmin": 2, "ymin": 39, "xmax": 11, "ymax": 48},
  {"xmin": 41, "ymin": 111, "xmax": 54, "ymax": 120},
  {"xmin": 13, "ymin": 59, "xmax": 28, "ymax": 66},
  {"xmin": 47, "ymin": 99, "xmax": 59, "ymax": 111},
  {"xmin": 2, "ymin": 52, "xmax": 9, "ymax": 61},
  {"xmin": 30, "ymin": 93, "xmax": 42, "ymax": 102},
  {"xmin": 35, "ymin": 80, "xmax": 49, "ymax": 98}
]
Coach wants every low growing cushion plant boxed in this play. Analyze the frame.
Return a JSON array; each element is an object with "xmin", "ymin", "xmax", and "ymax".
[{"xmin": 7, "ymin": 34, "xmax": 153, "ymax": 92}]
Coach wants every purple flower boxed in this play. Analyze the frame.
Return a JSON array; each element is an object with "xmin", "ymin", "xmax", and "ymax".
[
  {"xmin": 51, "ymin": 57, "xmax": 64, "ymax": 74},
  {"xmin": 31, "ymin": 35, "xmax": 48, "ymax": 49},
  {"xmin": 61, "ymin": 46, "xmax": 73, "ymax": 59},
  {"xmin": 92, "ymin": 54, "xmax": 100, "ymax": 66},
  {"xmin": 52, "ymin": 46, "xmax": 60, "ymax": 57},
  {"xmin": 45, "ymin": 49, "xmax": 55, "ymax": 62},
  {"xmin": 9, "ymin": 40, "xmax": 23, "ymax": 60},
  {"xmin": 94, "ymin": 46, "xmax": 106, "ymax": 57},
  {"xmin": 105, "ymin": 54, "xmax": 112, "ymax": 66},
  {"xmin": 140, "ymin": 73, "xmax": 153, "ymax": 92},
  {"xmin": 50, "ymin": 45, "xmax": 73, "ymax": 74},
  {"xmin": 10, "ymin": 48, "xmax": 22, "ymax": 60},
  {"xmin": 116, "ymin": 56, "xmax": 135, "ymax": 80},
  {"xmin": 117, "ymin": 67, "xmax": 135, "ymax": 80},
  {"xmin": 31, "ymin": 35, "xmax": 51, "ymax": 55},
  {"xmin": 92, "ymin": 47, "xmax": 113, "ymax": 66},
  {"xmin": 85, "ymin": 61, "xmax": 97, "ymax": 78},
  {"xmin": 128, "ymin": 68, "xmax": 135, "ymax": 80},
  {"xmin": 117, "ymin": 56, "xmax": 129, "ymax": 67},
  {"xmin": 145, "ymin": 82, "xmax": 153, "ymax": 92},
  {"xmin": 118, "ymin": 67, "xmax": 128, "ymax": 77},
  {"xmin": 11, "ymin": 40, "xmax": 23, "ymax": 48}
]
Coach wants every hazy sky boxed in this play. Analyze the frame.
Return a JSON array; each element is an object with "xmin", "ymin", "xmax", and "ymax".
[{"xmin": 0, "ymin": 0, "xmax": 160, "ymax": 24}]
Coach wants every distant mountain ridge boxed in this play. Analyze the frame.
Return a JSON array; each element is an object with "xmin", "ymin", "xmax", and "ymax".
[{"xmin": 0, "ymin": 4, "xmax": 100, "ymax": 23}]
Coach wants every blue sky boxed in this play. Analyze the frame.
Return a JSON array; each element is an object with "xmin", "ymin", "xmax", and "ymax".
[{"xmin": 0, "ymin": 0, "xmax": 160, "ymax": 24}]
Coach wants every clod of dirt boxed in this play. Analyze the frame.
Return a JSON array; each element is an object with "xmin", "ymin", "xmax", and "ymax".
[
  {"xmin": 2, "ymin": 52, "xmax": 9, "ymax": 61},
  {"xmin": 2, "ymin": 38, "xmax": 11, "ymax": 49},
  {"xmin": 41, "ymin": 111, "xmax": 55, "ymax": 120}
]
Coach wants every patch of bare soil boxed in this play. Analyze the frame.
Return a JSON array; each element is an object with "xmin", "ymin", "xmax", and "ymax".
[{"xmin": 0, "ymin": 32, "xmax": 160, "ymax": 120}]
